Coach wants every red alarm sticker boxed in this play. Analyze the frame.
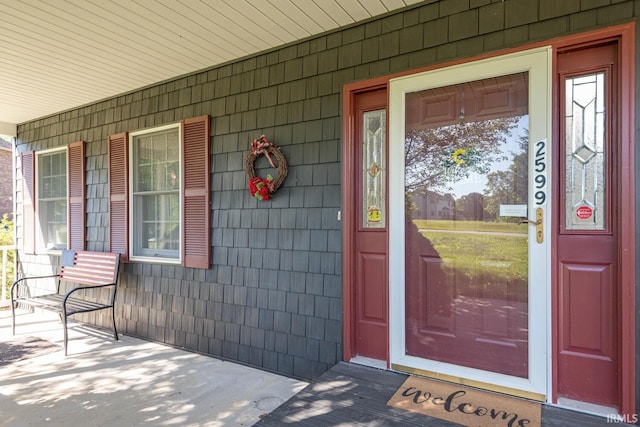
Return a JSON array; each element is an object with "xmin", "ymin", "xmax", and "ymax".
[{"xmin": 576, "ymin": 205, "xmax": 593, "ymax": 219}]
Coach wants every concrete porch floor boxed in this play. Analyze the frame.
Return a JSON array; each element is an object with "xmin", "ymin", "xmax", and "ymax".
[
  {"xmin": 3, "ymin": 307, "xmax": 634, "ymax": 427},
  {"xmin": 0, "ymin": 307, "xmax": 308, "ymax": 427}
]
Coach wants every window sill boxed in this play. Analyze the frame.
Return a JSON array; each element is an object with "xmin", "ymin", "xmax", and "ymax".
[{"xmin": 129, "ymin": 255, "xmax": 181, "ymax": 265}]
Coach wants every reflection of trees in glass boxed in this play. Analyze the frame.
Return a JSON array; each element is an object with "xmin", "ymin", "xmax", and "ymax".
[
  {"xmin": 482, "ymin": 132, "xmax": 528, "ymax": 220},
  {"xmin": 454, "ymin": 192, "xmax": 484, "ymax": 221},
  {"xmin": 405, "ymin": 117, "xmax": 520, "ymax": 195},
  {"xmin": 412, "ymin": 124, "xmax": 528, "ymax": 222}
]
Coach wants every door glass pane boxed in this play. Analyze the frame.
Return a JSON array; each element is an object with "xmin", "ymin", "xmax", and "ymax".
[
  {"xmin": 362, "ymin": 109, "xmax": 386, "ymax": 228},
  {"xmin": 564, "ymin": 73, "xmax": 606, "ymax": 230},
  {"xmin": 404, "ymin": 73, "xmax": 530, "ymax": 377}
]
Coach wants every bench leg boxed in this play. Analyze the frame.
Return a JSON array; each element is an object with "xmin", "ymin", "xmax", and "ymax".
[
  {"xmin": 62, "ymin": 312, "xmax": 69, "ymax": 356},
  {"xmin": 111, "ymin": 307, "xmax": 119, "ymax": 341},
  {"xmin": 10, "ymin": 299, "xmax": 16, "ymax": 336}
]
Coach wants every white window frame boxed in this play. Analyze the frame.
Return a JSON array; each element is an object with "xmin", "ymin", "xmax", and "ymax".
[
  {"xmin": 35, "ymin": 147, "xmax": 68, "ymax": 253},
  {"xmin": 128, "ymin": 123, "xmax": 183, "ymax": 264}
]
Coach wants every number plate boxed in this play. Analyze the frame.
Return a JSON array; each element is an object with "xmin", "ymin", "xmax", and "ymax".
[{"xmin": 534, "ymin": 139, "xmax": 547, "ymax": 206}]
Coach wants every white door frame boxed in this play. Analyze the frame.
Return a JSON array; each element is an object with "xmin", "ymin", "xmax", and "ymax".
[{"xmin": 388, "ymin": 47, "xmax": 552, "ymax": 398}]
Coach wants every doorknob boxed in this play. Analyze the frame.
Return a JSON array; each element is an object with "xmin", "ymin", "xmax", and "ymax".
[
  {"xmin": 518, "ymin": 218, "xmax": 540, "ymax": 225},
  {"xmin": 518, "ymin": 208, "xmax": 543, "ymax": 243}
]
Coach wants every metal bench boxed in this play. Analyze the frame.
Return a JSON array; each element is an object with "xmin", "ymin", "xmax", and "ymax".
[{"xmin": 10, "ymin": 250, "xmax": 121, "ymax": 355}]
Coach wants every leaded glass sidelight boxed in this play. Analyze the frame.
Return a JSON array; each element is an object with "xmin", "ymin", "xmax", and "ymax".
[
  {"xmin": 565, "ymin": 73, "xmax": 606, "ymax": 230},
  {"xmin": 362, "ymin": 110, "xmax": 386, "ymax": 228}
]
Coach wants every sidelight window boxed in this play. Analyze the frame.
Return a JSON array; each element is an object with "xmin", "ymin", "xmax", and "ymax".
[{"xmin": 564, "ymin": 72, "xmax": 607, "ymax": 231}]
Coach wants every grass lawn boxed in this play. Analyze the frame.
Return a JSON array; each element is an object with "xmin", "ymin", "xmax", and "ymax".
[
  {"xmin": 414, "ymin": 219, "xmax": 527, "ymax": 234},
  {"xmin": 414, "ymin": 220, "xmax": 528, "ymax": 300}
]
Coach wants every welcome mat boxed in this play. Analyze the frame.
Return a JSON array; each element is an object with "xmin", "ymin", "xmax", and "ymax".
[
  {"xmin": 387, "ymin": 376, "xmax": 541, "ymax": 427},
  {"xmin": 0, "ymin": 336, "xmax": 61, "ymax": 366}
]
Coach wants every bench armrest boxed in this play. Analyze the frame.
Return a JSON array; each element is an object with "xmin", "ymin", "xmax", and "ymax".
[
  {"xmin": 10, "ymin": 274, "xmax": 60, "ymax": 300},
  {"xmin": 62, "ymin": 282, "xmax": 117, "ymax": 307}
]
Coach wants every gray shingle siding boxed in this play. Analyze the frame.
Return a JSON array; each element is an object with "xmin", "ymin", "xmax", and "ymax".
[{"xmin": 13, "ymin": 0, "xmax": 638, "ymax": 381}]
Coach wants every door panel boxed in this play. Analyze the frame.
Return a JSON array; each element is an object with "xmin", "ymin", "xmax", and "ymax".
[
  {"xmin": 556, "ymin": 42, "xmax": 619, "ymax": 407},
  {"xmin": 559, "ymin": 259, "xmax": 616, "ymax": 404},
  {"xmin": 356, "ymin": 243, "xmax": 387, "ymax": 358},
  {"xmin": 561, "ymin": 263, "xmax": 613, "ymax": 353}
]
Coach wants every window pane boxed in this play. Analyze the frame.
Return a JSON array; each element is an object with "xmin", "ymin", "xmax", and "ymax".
[
  {"xmin": 131, "ymin": 125, "xmax": 181, "ymax": 260},
  {"xmin": 53, "ymin": 176, "xmax": 64, "ymax": 198},
  {"xmin": 134, "ymin": 193, "xmax": 180, "ymax": 256},
  {"xmin": 43, "ymin": 200, "xmax": 67, "ymax": 248},
  {"xmin": 133, "ymin": 128, "xmax": 180, "ymax": 192},
  {"xmin": 37, "ymin": 150, "xmax": 67, "ymax": 250}
]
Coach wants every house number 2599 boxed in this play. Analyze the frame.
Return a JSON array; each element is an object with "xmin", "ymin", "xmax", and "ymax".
[{"xmin": 534, "ymin": 139, "xmax": 547, "ymax": 205}]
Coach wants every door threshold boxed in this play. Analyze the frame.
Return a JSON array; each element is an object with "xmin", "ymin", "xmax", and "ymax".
[
  {"xmin": 556, "ymin": 397, "xmax": 618, "ymax": 418},
  {"xmin": 349, "ymin": 356, "xmax": 387, "ymax": 370}
]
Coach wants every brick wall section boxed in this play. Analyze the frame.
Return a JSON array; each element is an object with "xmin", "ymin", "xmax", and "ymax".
[
  {"xmin": 0, "ymin": 149, "xmax": 13, "ymax": 217},
  {"xmin": 13, "ymin": 0, "xmax": 639, "ymax": 380}
]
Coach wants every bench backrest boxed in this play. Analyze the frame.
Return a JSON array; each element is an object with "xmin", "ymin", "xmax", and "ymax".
[{"xmin": 59, "ymin": 251, "xmax": 120, "ymax": 287}]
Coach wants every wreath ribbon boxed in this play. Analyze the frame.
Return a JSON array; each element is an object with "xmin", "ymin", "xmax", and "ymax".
[{"xmin": 250, "ymin": 135, "xmax": 277, "ymax": 168}]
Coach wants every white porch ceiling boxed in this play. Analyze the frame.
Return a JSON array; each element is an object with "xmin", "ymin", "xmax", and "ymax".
[{"xmin": 0, "ymin": 0, "xmax": 423, "ymax": 128}]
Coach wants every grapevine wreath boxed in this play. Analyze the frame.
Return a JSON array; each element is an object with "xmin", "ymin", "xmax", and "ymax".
[{"xmin": 245, "ymin": 135, "xmax": 288, "ymax": 201}]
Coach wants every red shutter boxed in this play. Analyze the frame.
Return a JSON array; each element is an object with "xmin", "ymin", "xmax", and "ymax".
[
  {"xmin": 68, "ymin": 141, "xmax": 85, "ymax": 250},
  {"xmin": 108, "ymin": 133, "xmax": 129, "ymax": 262},
  {"xmin": 21, "ymin": 151, "xmax": 35, "ymax": 254},
  {"xmin": 182, "ymin": 115, "xmax": 210, "ymax": 269}
]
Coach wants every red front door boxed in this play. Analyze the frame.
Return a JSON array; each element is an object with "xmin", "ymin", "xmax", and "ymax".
[{"xmin": 555, "ymin": 42, "xmax": 620, "ymax": 408}]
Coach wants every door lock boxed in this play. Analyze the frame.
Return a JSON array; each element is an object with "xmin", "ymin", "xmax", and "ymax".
[{"xmin": 519, "ymin": 208, "xmax": 543, "ymax": 243}]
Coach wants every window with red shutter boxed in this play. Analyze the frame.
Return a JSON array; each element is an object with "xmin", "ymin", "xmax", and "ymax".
[
  {"xmin": 107, "ymin": 115, "xmax": 210, "ymax": 268},
  {"xmin": 22, "ymin": 143, "xmax": 86, "ymax": 254}
]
